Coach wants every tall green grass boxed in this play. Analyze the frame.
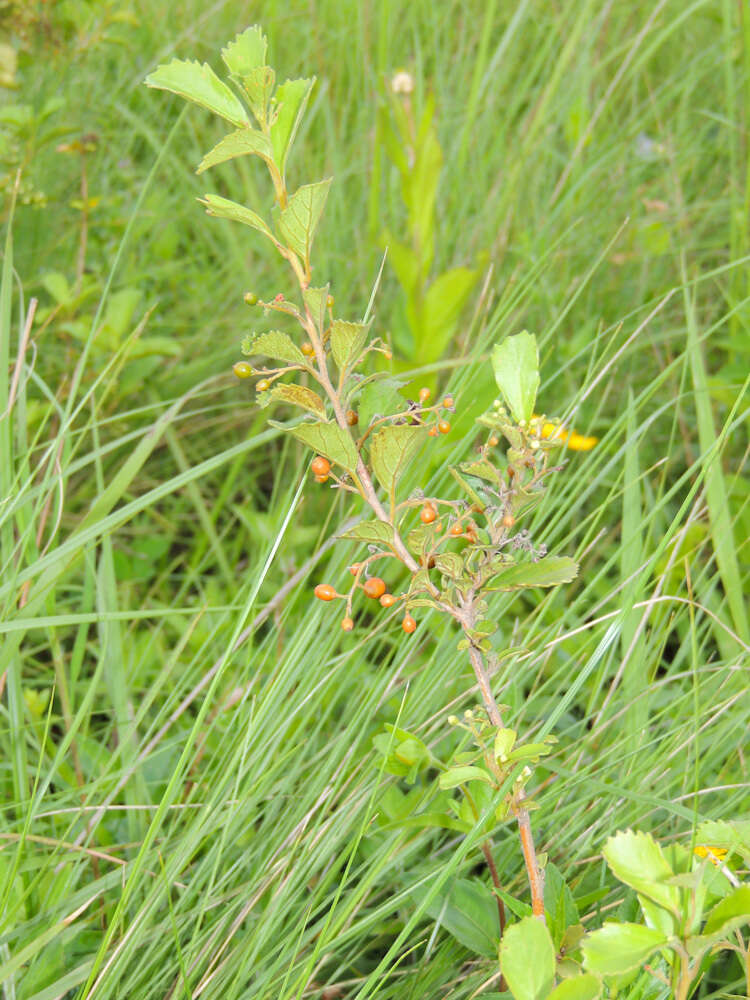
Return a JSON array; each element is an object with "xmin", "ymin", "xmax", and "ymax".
[{"xmin": 0, "ymin": 1, "xmax": 747, "ymax": 997}]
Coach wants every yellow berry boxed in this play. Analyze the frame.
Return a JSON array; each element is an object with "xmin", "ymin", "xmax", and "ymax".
[
  {"xmin": 233, "ymin": 361, "xmax": 253, "ymax": 379},
  {"xmin": 341, "ymin": 616, "xmax": 354, "ymax": 631},
  {"xmin": 257, "ymin": 379, "xmax": 271, "ymax": 392}
]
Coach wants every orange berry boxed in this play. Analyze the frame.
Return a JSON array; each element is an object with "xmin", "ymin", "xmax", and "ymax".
[
  {"xmin": 301, "ymin": 341, "xmax": 315, "ymax": 356},
  {"xmin": 402, "ymin": 614, "xmax": 416, "ymax": 634},
  {"xmin": 428, "ymin": 426, "xmax": 439, "ymax": 437},
  {"xmin": 489, "ymin": 435, "xmax": 499, "ymax": 447},
  {"xmin": 438, "ymin": 420, "xmax": 451, "ymax": 435},
  {"xmin": 380, "ymin": 593, "xmax": 396, "ymax": 608},
  {"xmin": 257, "ymin": 379, "xmax": 271, "ymax": 392},
  {"xmin": 341, "ymin": 616, "xmax": 354, "ymax": 631},
  {"xmin": 233, "ymin": 361, "xmax": 253, "ymax": 379},
  {"xmin": 420, "ymin": 503, "xmax": 437, "ymax": 524},
  {"xmin": 419, "ymin": 387, "xmax": 431, "ymax": 403},
  {"xmin": 443, "ymin": 396, "xmax": 454, "ymax": 408},
  {"xmin": 349, "ymin": 563, "xmax": 361, "ymax": 575},
  {"xmin": 449, "ymin": 522, "xmax": 464, "ymax": 536},
  {"xmin": 314, "ymin": 584, "xmax": 337, "ymax": 601},
  {"xmin": 314, "ymin": 474, "xmax": 329, "ymax": 484},
  {"xmin": 434, "ymin": 521, "xmax": 443, "ymax": 533},
  {"xmin": 384, "ymin": 349, "xmax": 393, "ymax": 360},
  {"xmin": 311, "ymin": 456, "xmax": 331, "ymax": 477},
  {"xmin": 363, "ymin": 577, "xmax": 386, "ymax": 600},
  {"xmin": 346, "ymin": 409, "xmax": 359, "ymax": 426},
  {"xmin": 502, "ymin": 513, "xmax": 516, "ymax": 528}
]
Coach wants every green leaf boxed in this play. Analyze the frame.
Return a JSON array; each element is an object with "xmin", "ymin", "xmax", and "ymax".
[
  {"xmin": 271, "ymin": 78, "xmax": 314, "ymax": 174},
  {"xmin": 41, "ymin": 272, "xmax": 72, "ymax": 306},
  {"xmin": 603, "ymin": 830, "xmax": 679, "ymax": 914},
  {"xmin": 486, "ymin": 557, "xmax": 578, "ymax": 592},
  {"xmin": 459, "ymin": 459, "xmax": 503, "ymax": 487},
  {"xmin": 220, "ymin": 26, "xmax": 267, "ymax": 77},
  {"xmin": 582, "ymin": 922, "xmax": 667, "ymax": 975},
  {"xmin": 302, "ymin": 285, "xmax": 329, "ymax": 337},
  {"xmin": 411, "ymin": 878, "xmax": 500, "ymax": 958},
  {"xmin": 703, "ymin": 887, "xmax": 750, "ymax": 937},
  {"xmin": 545, "ymin": 862, "xmax": 580, "ymax": 950},
  {"xmin": 491, "ymin": 331, "xmax": 540, "ymax": 423},
  {"xmin": 438, "ymin": 765, "xmax": 492, "ymax": 790},
  {"xmin": 547, "ymin": 974, "xmax": 602, "ymax": 1000},
  {"xmin": 199, "ymin": 194, "xmax": 275, "ymax": 241},
  {"xmin": 358, "ymin": 377, "xmax": 405, "ymax": 429},
  {"xmin": 507, "ymin": 743, "xmax": 553, "ymax": 763},
  {"xmin": 433, "ymin": 553, "xmax": 464, "ymax": 579},
  {"xmin": 370, "ymin": 425, "xmax": 426, "ymax": 497},
  {"xmin": 241, "ymin": 331, "xmax": 305, "ymax": 365},
  {"xmin": 339, "ymin": 520, "xmax": 394, "ymax": 547},
  {"xmin": 288, "ymin": 420, "xmax": 358, "ymax": 475},
  {"xmin": 278, "ymin": 179, "xmax": 332, "ymax": 263},
  {"xmin": 330, "ymin": 319, "xmax": 370, "ymax": 373},
  {"xmin": 241, "ymin": 65, "xmax": 275, "ymax": 124},
  {"xmin": 196, "ymin": 127, "xmax": 273, "ymax": 174},
  {"xmin": 407, "ymin": 525, "xmax": 430, "ymax": 558},
  {"xmin": 499, "ymin": 916, "xmax": 556, "ymax": 1000},
  {"xmin": 493, "ymin": 728, "xmax": 516, "ymax": 763},
  {"xmin": 417, "ymin": 267, "xmax": 479, "ymax": 362},
  {"xmin": 145, "ymin": 59, "xmax": 249, "ymax": 127},
  {"xmin": 270, "ymin": 384, "xmax": 326, "ymax": 419}
]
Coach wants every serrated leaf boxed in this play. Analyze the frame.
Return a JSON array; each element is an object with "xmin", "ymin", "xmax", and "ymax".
[
  {"xmin": 340, "ymin": 520, "xmax": 394, "ymax": 547},
  {"xmin": 491, "ymin": 331, "xmax": 540, "ymax": 423},
  {"xmin": 702, "ymin": 887, "xmax": 750, "ymax": 938},
  {"xmin": 242, "ymin": 65, "xmax": 275, "ymax": 123},
  {"xmin": 438, "ymin": 766, "xmax": 492, "ymax": 790},
  {"xmin": 582, "ymin": 922, "xmax": 667, "ymax": 975},
  {"xmin": 330, "ymin": 319, "xmax": 370, "ymax": 372},
  {"xmin": 358, "ymin": 377, "xmax": 406, "ymax": 429},
  {"xmin": 278, "ymin": 179, "xmax": 332, "ymax": 263},
  {"xmin": 411, "ymin": 878, "xmax": 500, "ymax": 958},
  {"xmin": 196, "ymin": 127, "xmax": 273, "ymax": 174},
  {"xmin": 433, "ymin": 553, "xmax": 464, "ymax": 579},
  {"xmin": 288, "ymin": 420, "xmax": 359, "ymax": 475},
  {"xmin": 302, "ymin": 285, "xmax": 329, "ymax": 336},
  {"xmin": 603, "ymin": 830, "xmax": 679, "ymax": 914},
  {"xmin": 241, "ymin": 331, "xmax": 305, "ymax": 365},
  {"xmin": 486, "ymin": 557, "xmax": 578, "ymax": 592},
  {"xmin": 547, "ymin": 974, "xmax": 602, "ymax": 1000},
  {"xmin": 271, "ymin": 77, "xmax": 314, "ymax": 175},
  {"xmin": 370, "ymin": 425, "xmax": 426, "ymax": 497},
  {"xmin": 200, "ymin": 194, "xmax": 275, "ymax": 241},
  {"xmin": 145, "ymin": 59, "xmax": 249, "ymax": 127},
  {"xmin": 499, "ymin": 916, "xmax": 556, "ymax": 1000},
  {"xmin": 270, "ymin": 383, "xmax": 326, "ymax": 418},
  {"xmin": 221, "ymin": 26, "xmax": 267, "ymax": 77}
]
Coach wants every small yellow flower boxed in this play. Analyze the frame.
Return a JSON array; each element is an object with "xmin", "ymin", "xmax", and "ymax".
[
  {"xmin": 694, "ymin": 845, "xmax": 728, "ymax": 865},
  {"xmin": 531, "ymin": 415, "xmax": 598, "ymax": 451}
]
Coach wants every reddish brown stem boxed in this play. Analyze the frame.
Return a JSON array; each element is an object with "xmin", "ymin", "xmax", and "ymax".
[{"xmin": 465, "ymin": 632, "xmax": 546, "ymax": 921}]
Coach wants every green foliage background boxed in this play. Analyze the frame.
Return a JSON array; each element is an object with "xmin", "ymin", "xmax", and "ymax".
[{"xmin": 0, "ymin": 1, "xmax": 747, "ymax": 997}]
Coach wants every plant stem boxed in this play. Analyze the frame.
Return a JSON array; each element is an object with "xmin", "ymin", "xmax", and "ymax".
[{"xmin": 465, "ymin": 635, "xmax": 546, "ymax": 919}]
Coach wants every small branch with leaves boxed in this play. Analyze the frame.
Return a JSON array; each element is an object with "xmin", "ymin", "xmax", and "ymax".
[{"xmin": 145, "ymin": 22, "xmax": 596, "ymax": 966}]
